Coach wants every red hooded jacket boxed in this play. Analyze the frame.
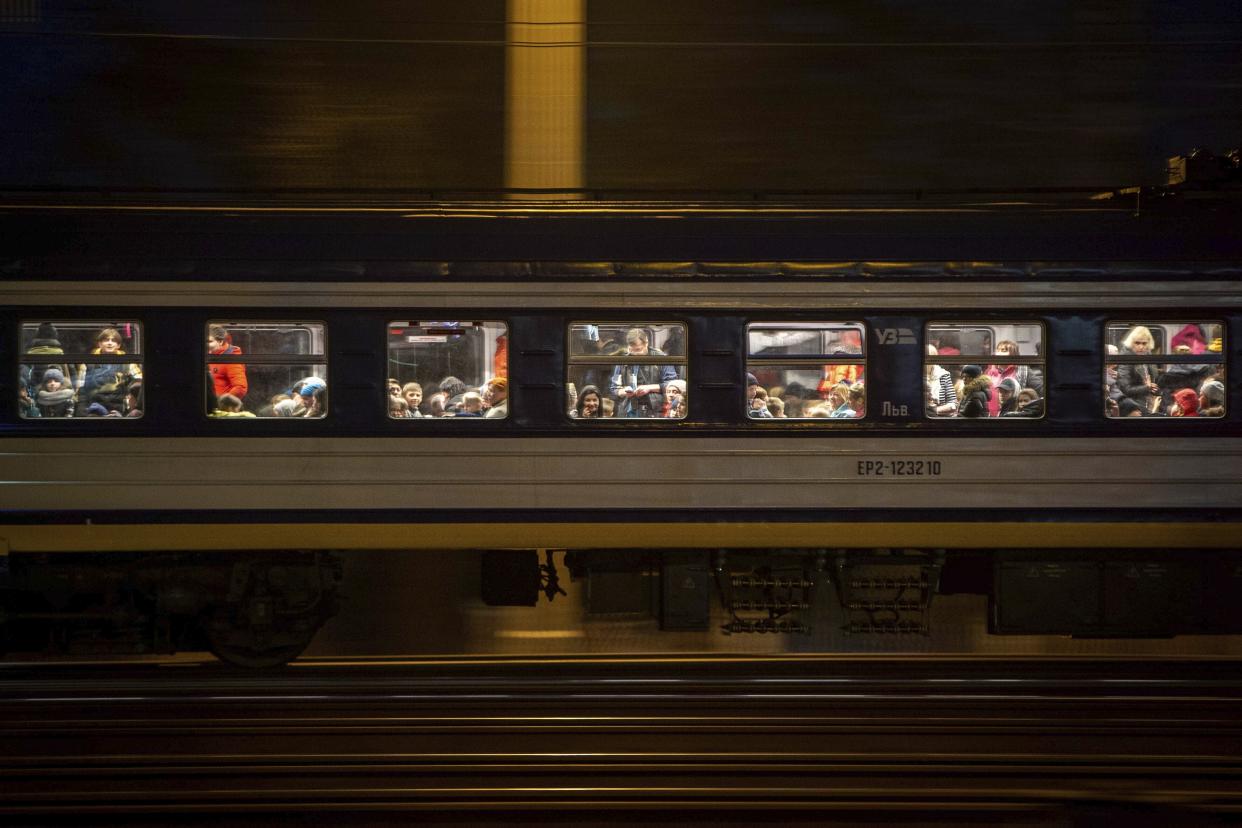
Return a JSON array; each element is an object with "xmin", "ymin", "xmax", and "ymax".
[{"xmin": 208, "ymin": 343, "xmax": 248, "ymax": 399}]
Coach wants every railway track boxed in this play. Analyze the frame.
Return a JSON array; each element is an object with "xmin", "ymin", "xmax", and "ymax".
[{"xmin": 1, "ymin": 656, "xmax": 1240, "ymax": 824}]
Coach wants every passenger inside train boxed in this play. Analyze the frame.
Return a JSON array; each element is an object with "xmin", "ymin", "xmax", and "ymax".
[
  {"xmin": 567, "ymin": 323, "xmax": 688, "ymax": 419},
  {"xmin": 1105, "ymin": 321, "xmax": 1225, "ymax": 418},
  {"xmin": 924, "ymin": 323, "xmax": 1045, "ymax": 419},
  {"xmin": 203, "ymin": 322, "xmax": 328, "ymax": 419},
  {"xmin": 386, "ymin": 321, "xmax": 508, "ymax": 418},
  {"xmin": 746, "ymin": 322, "xmax": 866, "ymax": 419},
  {"xmin": 18, "ymin": 321, "xmax": 145, "ymax": 419},
  {"xmin": 12, "ymin": 317, "xmax": 1231, "ymax": 423}
]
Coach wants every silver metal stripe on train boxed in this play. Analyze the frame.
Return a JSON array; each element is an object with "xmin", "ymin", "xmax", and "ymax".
[{"xmin": 2, "ymin": 437, "xmax": 1239, "ymax": 511}]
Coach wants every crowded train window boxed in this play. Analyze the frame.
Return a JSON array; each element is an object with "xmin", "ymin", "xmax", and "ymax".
[
  {"xmin": 745, "ymin": 322, "xmax": 866, "ymax": 419},
  {"xmin": 19, "ymin": 320, "xmax": 144, "ymax": 419},
  {"xmin": 1105, "ymin": 321, "xmax": 1225, "ymax": 418},
  {"xmin": 386, "ymin": 321, "xmax": 508, "ymax": 419},
  {"xmin": 925, "ymin": 323, "xmax": 1045, "ymax": 419},
  {"xmin": 205, "ymin": 322, "xmax": 327, "ymax": 418},
  {"xmin": 567, "ymin": 323, "xmax": 687, "ymax": 419}
]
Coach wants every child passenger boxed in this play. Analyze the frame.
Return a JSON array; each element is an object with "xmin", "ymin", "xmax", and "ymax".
[
  {"xmin": 401, "ymin": 382, "xmax": 424, "ymax": 417},
  {"xmin": 663, "ymin": 379, "xmax": 686, "ymax": 418},
  {"xmin": 36, "ymin": 368, "xmax": 75, "ymax": 417},
  {"xmin": 457, "ymin": 391, "xmax": 484, "ymax": 417},
  {"xmin": 211, "ymin": 393, "xmax": 255, "ymax": 418}
]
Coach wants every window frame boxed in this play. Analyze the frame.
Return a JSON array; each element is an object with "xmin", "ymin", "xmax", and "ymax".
[
  {"xmin": 18, "ymin": 318, "xmax": 146, "ymax": 422},
  {"xmin": 202, "ymin": 318, "xmax": 330, "ymax": 421},
  {"xmin": 565, "ymin": 320, "xmax": 690, "ymax": 423},
  {"xmin": 1103, "ymin": 319, "xmax": 1226, "ymax": 422},
  {"xmin": 923, "ymin": 320, "xmax": 1048, "ymax": 422},
  {"xmin": 744, "ymin": 320, "xmax": 868, "ymax": 423}
]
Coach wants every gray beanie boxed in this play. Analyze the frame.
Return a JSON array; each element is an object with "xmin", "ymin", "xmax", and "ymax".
[{"xmin": 1201, "ymin": 380, "xmax": 1225, "ymax": 405}]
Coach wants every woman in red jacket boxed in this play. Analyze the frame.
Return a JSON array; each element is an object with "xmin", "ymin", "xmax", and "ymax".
[{"xmin": 207, "ymin": 325, "xmax": 248, "ymax": 402}]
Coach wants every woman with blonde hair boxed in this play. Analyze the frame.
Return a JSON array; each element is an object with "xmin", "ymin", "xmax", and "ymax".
[
  {"xmin": 1117, "ymin": 325, "xmax": 1161, "ymax": 413},
  {"xmin": 827, "ymin": 382, "xmax": 856, "ymax": 418}
]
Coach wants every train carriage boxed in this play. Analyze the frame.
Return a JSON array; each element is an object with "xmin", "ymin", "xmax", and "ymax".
[{"xmin": 1, "ymin": 193, "xmax": 1240, "ymax": 663}]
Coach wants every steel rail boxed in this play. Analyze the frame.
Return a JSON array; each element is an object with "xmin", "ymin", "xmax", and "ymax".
[{"xmin": 0, "ymin": 658, "xmax": 1240, "ymax": 819}]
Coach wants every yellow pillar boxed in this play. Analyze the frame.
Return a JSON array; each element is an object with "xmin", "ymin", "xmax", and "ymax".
[{"xmin": 505, "ymin": 0, "xmax": 585, "ymax": 199}]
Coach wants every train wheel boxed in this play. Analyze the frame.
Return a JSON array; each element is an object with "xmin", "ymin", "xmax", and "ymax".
[
  {"xmin": 208, "ymin": 636, "xmax": 313, "ymax": 669},
  {"xmin": 203, "ymin": 611, "xmax": 319, "ymax": 668}
]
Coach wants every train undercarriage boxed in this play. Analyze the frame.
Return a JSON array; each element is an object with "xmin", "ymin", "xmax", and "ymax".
[
  {"xmin": 485, "ymin": 547, "xmax": 1242, "ymax": 640},
  {"xmin": 0, "ymin": 551, "xmax": 342, "ymax": 667},
  {"xmin": 2, "ymin": 546, "xmax": 1240, "ymax": 667}
]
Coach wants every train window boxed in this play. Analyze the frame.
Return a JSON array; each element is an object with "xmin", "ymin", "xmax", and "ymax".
[
  {"xmin": 745, "ymin": 322, "xmax": 866, "ymax": 419},
  {"xmin": 567, "ymin": 323, "xmax": 688, "ymax": 419},
  {"xmin": 19, "ymin": 321, "xmax": 144, "ymax": 419},
  {"xmin": 386, "ymin": 321, "xmax": 507, "ymax": 418},
  {"xmin": 925, "ymin": 322, "xmax": 1045, "ymax": 419},
  {"xmin": 205, "ymin": 321, "xmax": 327, "ymax": 418},
  {"xmin": 1105, "ymin": 321, "xmax": 1225, "ymax": 418}
]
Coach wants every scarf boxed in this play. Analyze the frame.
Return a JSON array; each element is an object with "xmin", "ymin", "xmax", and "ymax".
[{"xmin": 37, "ymin": 387, "xmax": 75, "ymax": 406}]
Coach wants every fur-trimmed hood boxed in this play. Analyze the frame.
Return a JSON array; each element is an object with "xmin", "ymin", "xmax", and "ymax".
[{"xmin": 961, "ymin": 375, "xmax": 992, "ymax": 400}]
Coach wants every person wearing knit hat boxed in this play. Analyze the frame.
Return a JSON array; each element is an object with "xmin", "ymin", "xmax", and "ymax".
[
  {"xmin": 957, "ymin": 365, "xmax": 991, "ymax": 418},
  {"xmin": 744, "ymin": 372, "xmax": 774, "ymax": 417},
  {"xmin": 1199, "ymin": 379, "xmax": 1226, "ymax": 418},
  {"xmin": 35, "ymin": 367, "xmax": 75, "ymax": 417},
  {"xmin": 296, "ymin": 377, "xmax": 326, "ymax": 398},
  {"xmin": 23, "ymin": 322, "xmax": 72, "ymax": 401},
  {"xmin": 297, "ymin": 379, "xmax": 328, "ymax": 418},
  {"xmin": 30, "ymin": 323, "xmax": 62, "ymax": 350}
]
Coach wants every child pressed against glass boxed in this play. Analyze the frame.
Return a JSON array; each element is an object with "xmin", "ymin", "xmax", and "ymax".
[{"xmin": 401, "ymin": 382, "xmax": 424, "ymax": 417}]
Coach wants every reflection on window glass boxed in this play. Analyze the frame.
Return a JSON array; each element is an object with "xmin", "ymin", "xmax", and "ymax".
[
  {"xmin": 1105, "ymin": 322, "xmax": 1225, "ymax": 418},
  {"xmin": 925, "ymin": 323, "xmax": 1045, "ymax": 419},
  {"xmin": 386, "ymin": 321, "xmax": 507, "ymax": 419},
  {"xmin": 567, "ymin": 323, "xmax": 687, "ymax": 419},
  {"xmin": 205, "ymin": 322, "xmax": 327, "ymax": 418},
  {"xmin": 19, "ymin": 321, "xmax": 144, "ymax": 419},
  {"xmin": 746, "ymin": 322, "xmax": 865, "ymax": 419}
]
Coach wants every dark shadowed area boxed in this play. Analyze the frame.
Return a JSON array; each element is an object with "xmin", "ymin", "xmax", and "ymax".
[{"xmin": 2, "ymin": 0, "xmax": 1240, "ymax": 193}]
